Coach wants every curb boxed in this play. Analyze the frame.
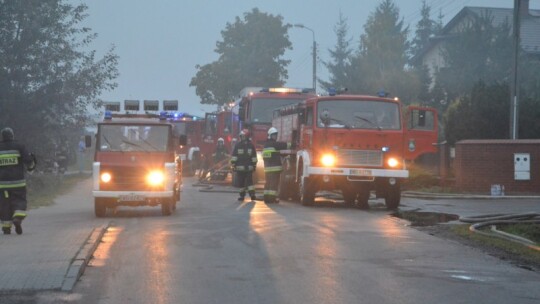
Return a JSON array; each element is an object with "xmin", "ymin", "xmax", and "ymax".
[
  {"xmin": 61, "ymin": 222, "xmax": 110, "ymax": 291},
  {"xmin": 402, "ymin": 191, "xmax": 540, "ymax": 200}
]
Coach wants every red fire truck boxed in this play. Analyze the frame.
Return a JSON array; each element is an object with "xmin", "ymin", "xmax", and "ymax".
[
  {"xmin": 234, "ymin": 87, "xmax": 317, "ymax": 148},
  {"xmin": 91, "ymin": 111, "xmax": 186, "ymax": 217},
  {"xmin": 165, "ymin": 113, "xmax": 205, "ymax": 176},
  {"xmin": 234, "ymin": 87, "xmax": 317, "ymax": 181},
  {"xmin": 272, "ymin": 91, "xmax": 438, "ymax": 210}
]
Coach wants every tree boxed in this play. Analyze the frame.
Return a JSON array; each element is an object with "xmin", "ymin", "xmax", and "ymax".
[
  {"xmin": 0, "ymin": 0, "xmax": 118, "ymax": 156},
  {"xmin": 319, "ymin": 12, "xmax": 353, "ymax": 92},
  {"xmin": 190, "ymin": 8, "xmax": 291, "ymax": 106},
  {"xmin": 410, "ymin": 0, "xmax": 437, "ymax": 62},
  {"xmin": 436, "ymin": 12, "xmax": 512, "ymax": 101},
  {"xmin": 444, "ymin": 81, "xmax": 509, "ymax": 145},
  {"xmin": 346, "ymin": 0, "xmax": 418, "ymax": 102}
]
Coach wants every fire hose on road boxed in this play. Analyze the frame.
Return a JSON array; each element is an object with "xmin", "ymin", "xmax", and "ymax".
[{"xmin": 459, "ymin": 212, "xmax": 540, "ymax": 251}]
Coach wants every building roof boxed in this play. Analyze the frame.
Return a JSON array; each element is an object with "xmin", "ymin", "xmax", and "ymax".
[{"xmin": 412, "ymin": 6, "xmax": 540, "ymax": 63}]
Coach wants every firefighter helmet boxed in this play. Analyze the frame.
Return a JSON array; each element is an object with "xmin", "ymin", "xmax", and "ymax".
[
  {"xmin": 217, "ymin": 137, "xmax": 224, "ymax": 143},
  {"xmin": 1, "ymin": 127, "xmax": 14, "ymax": 141},
  {"xmin": 267, "ymin": 127, "xmax": 278, "ymax": 139}
]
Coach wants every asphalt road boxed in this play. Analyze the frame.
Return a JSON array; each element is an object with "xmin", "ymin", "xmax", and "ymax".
[{"xmin": 4, "ymin": 178, "xmax": 540, "ymax": 303}]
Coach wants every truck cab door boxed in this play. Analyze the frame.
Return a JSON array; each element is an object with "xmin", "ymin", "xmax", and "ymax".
[
  {"xmin": 300, "ymin": 106, "xmax": 314, "ymax": 149},
  {"xmin": 404, "ymin": 106, "xmax": 438, "ymax": 161}
]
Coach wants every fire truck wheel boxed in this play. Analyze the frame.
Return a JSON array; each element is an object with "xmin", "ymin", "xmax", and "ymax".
[
  {"xmin": 300, "ymin": 177, "xmax": 315, "ymax": 206},
  {"xmin": 356, "ymin": 190, "xmax": 370, "ymax": 210},
  {"xmin": 94, "ymin": 198, "xmax": 107, "ymax": 217},
  {"xmin": 385, "ymin": 185, "xmax": 401, "ymax": 210},
  {"xmin": 175, "ymin": 187, "xmax": 181, "ymax": 202},
  {"xmin": 278, "ymin": 175, "xmax": 293, "ymax": 201},
  {"xmin": 161, "ymin": 199, "xmax": 173, "ymax": 216},
  {"xmin": 185, "ymin": 160, "xmax": 196, "ymax": 177},
  {"xmin": 341, "ymin": 187, "xmax": 357, "ymax": 206}
]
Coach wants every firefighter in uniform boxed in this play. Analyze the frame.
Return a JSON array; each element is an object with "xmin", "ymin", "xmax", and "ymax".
[
  {"xmin": 262, "ymin": 127, "xmax": 288, "ymax": 204},
  {"xmin": 212, "ymin": 138, "xmax": 229, "ymax": 163},
  {"xmin": 230, "ymin": 130, "xmax": 257, "ymax": 202},
  {"xmin": 210, "ymin": 138, "xmax": 229, "ymax": 181},
  {"xmin": 0, "ymin": 128, "xmax": 36, "ymax": 235}
]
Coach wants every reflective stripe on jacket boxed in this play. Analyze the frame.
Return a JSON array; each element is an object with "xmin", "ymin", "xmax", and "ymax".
[
  {"xmin": 230, "ymin": 140, "xmax": 257, "ymax": 172},
  {"xmin": 262, "ymin": 139, "xmax": 287, "ymax": 173},
  {"xmin": 0, "ymin": 141, "xmax": 34, "ymax": 187}
]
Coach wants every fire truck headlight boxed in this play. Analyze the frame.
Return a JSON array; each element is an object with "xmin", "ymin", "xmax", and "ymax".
[
  {"xmin": 321, "ymin": 154, "xmax": 336, "ymax": 167},
  {"xmin": 101, "ymin": 172, "xmax": 112, "ymax": 183},
  {"xmin": 147, "ymin": 171, "xmax": 165, "ymax": 186},
  {"xmin": 387, "ymin": 157, "xmax": 399, "ymax": 168}
]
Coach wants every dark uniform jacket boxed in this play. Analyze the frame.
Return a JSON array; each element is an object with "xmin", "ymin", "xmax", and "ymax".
[
  {"xmin": 230, "ymin": 140, "xmax": 257, "ymax": 172},
  {"xmin": 262, "ymin": 139, "xmax": 288, "ymax": 172},
  {"xmin": 213, "ymin": 145, "xmax": 229, "ymax": 163},
  {"xmin": 0, "ymin": 140, "xmax": 34, "ymax": 190}
]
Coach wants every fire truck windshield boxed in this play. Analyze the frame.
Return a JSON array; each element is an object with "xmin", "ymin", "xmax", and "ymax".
[
  {"xmin": 251, "ymin": 98, "xmax": 304, "ymax": 123},
  {"xmin": 317, "ymin": 100, "xmax": 400, "ymax": 130},
  {"xmin": 98, "ymin": 124, "xmax": 170, "ymax": 152}
]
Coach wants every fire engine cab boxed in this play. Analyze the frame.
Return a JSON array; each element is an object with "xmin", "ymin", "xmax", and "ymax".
[
  {"xmin": 273, "ymin": 90, "xmax": 433, "ymax": 210},
  {"xmin": 91, "ymin": 110, "xmax": 185, "ymax": 217}
]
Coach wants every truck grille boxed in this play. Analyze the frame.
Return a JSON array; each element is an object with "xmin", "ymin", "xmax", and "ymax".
[
  {"xmin": 100, "ymin": 167, "xmax": 163, "ymax": 191},
  {"xmin": 336, "ymin": 149, "xmax": 382, "ymax": 167}
]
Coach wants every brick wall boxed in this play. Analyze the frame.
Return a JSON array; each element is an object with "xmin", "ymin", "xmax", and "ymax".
[{"xmin": 454, "ymin": 139, "xmax": 540, "ymax": 194}]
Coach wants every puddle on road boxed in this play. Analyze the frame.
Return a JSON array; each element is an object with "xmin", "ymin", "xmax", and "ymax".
[{"xmin": 392, "ymin": 211, "xmax": 459, "ymax": 227}]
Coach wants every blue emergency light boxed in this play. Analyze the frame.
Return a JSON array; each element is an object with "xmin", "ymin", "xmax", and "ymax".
[
  {"xmin": 104, "ymin": 111, "xmax": 112, "ymax": 120},
  {"xmin": 377, "ymin": 90, "xmax": 389, "ymax": 98},
  {"xmin": 159, "ymin": 111, "xmax": 167, "ymax": 120},
  {"xmin": 328, "ymin": 87, "xmax": 337, "ymax": 96}
]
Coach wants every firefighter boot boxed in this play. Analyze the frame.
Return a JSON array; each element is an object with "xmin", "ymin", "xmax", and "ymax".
[
  {"xmin": 237, "ymin": 192, "xmax": 245, "ymax": 202},
  {"xmin": 13, "ymin": 218, "xmax": 23, "ymax": 235}
]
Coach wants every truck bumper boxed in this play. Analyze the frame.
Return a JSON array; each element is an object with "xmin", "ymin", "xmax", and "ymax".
[
  {"xmin": 93, "ymin": 191, "xmax": 174, "ymax": 198},
  {"xmin": 307, "ymin": 166, "xmax": 409, "ymax": 178}
]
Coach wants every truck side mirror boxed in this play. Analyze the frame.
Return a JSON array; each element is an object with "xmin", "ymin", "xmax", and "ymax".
[
  {"xmin": 85, "ymin": 135, "xmax": 92, "ymax": 148},
  {"xmin": 418, "ymin": 110, "xmax": 426, "ymax": 127},
  {"xmin": 179, "ymin": 134, "xmax": 187, "ymax": 146},
  {"xmin": 298, "ymin": 111, "xmax": 305, "ymax": 124}
]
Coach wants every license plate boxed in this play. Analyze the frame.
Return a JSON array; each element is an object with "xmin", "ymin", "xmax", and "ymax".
[
  {"xmin": 119, "ymin": 194, "xmax": 145, "ymax": 202},
  {"xmin": 350, "ymin": 169, "xmax": 372, "ymax": 176}
]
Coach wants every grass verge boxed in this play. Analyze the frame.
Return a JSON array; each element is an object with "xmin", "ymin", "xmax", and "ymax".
[
  {"xmin": 27, "ymin": 173, "xmax": 90, "ymax": 209},
  {"xmin": 451, "ymin": 224, "xmax": 540, "ymax": 266}
]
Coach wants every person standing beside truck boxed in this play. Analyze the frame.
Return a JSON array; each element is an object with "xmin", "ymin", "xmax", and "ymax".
[
  {"xmin": 262, "ymin": 127, "xmax": 287, "ymax": 204},
  {"xmin": 230, "ymin": 130, "xmax": 257, "ymax": 202}
]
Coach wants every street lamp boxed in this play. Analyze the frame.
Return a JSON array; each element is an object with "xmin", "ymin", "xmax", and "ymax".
[{"xmin": 294, "ymin": 23, "xmax": 317, "ymax": 93}]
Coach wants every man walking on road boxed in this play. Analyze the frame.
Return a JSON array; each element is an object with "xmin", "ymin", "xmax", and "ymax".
[
  {"xmin": 77, "ymin": 136, "xmax": 86, "ymax": 173},
  {"xmin": 230, "ymin": 130, "xmax": 257, "ymax": 202},
  {"xmin": 0, "ymin": 127, "xmax": 36, "ymax": 235},
  {"xmin": 262, "ymin": 127, "xmax": 287, "ymax": 204}
]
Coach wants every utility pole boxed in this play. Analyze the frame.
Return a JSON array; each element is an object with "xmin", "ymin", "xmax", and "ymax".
[
  {"xmin": 294, "ymin": 24, "xmax": 317, "ymax": 93},
  {"xmin": 510, "ymin": 0, "xmax": 521, "ymax": 139}
]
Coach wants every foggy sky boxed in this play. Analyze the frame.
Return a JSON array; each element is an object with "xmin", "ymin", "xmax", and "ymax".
[{"xmin": 75, "ymin": 0, "xmax": 540, "ymax": 116}]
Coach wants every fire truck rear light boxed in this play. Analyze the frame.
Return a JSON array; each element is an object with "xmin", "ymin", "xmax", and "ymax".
[{"xmin": 101, "ymin": 172, "xmax": 112, "ymax": 183}]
